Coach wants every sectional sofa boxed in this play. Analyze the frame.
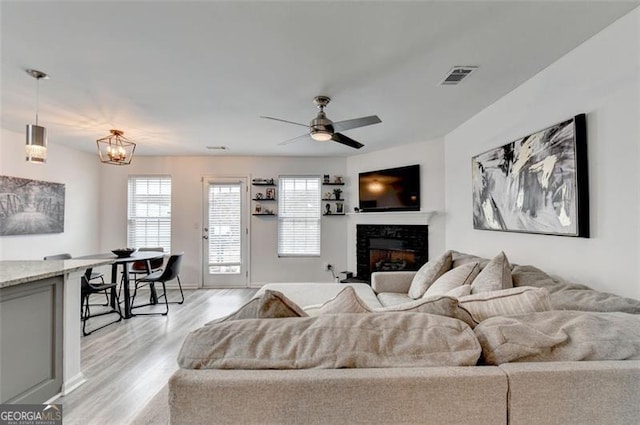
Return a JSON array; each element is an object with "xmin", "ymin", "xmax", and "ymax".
[{"xmin": 169, "ymin": 251, "xmax": 640, "ymax": 425}]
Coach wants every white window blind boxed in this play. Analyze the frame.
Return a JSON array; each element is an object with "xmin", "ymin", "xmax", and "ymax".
[
  {"xmin": 208, "ymin": 183, "xmax": 241, "ymax": 274},
  {"xmin": 278, "ymin": 176, "xmax": 321, "ymax": 257},
  {"xmin": 127, "ymin": 176, "xmax": 171, "ymax": 252}
]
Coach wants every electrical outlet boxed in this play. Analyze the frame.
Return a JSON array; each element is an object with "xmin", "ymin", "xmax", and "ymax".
[{"xmin": 323, "ymin": 263, "xmax": 333, "ymax": 272}]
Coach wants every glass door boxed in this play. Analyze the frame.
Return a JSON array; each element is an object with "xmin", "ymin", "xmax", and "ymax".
[{"xmin": 202, "ymin": 177, "xmax": 248, "ymax": 287}]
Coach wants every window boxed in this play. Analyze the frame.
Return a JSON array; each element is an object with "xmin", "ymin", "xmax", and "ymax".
[
  {"xmin": 127, "ymin": 176, "xmax": 171, "ymax": 252},
  {"xmin": 278, "ymin": 176, "xmax": 321, "ymax": 256}
]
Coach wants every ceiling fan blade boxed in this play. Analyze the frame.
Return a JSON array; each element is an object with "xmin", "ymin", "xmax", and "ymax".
[
  {"xmin": 331, "ymin": 132, "xmax": 364, "ymax": 149},
  {"xmin": 332, "ymin": 115, "xmax": 381, "ymax": 132},
  {"xmin": 277, "ymin": 133, "xmax": 310, "ymax": 146},
  {"xmin": 260, "ymin": 116, "xmax": 309, "ymax": 128}
]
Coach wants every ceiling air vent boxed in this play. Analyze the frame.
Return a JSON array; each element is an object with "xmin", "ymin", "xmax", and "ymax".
[{"xmin": 440, "ymin": 66, "xmax": 478, "ymax": 85}]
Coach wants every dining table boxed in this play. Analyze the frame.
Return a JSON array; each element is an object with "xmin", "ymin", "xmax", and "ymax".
[{"xmin": 77, "ymin": 250, "xmax": 166, "ymax": 319}]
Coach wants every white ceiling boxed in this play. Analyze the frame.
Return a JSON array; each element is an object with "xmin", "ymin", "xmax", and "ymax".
[{"xmin": 1, "ymin": 1, "xmax": 638, "ymax": 157}]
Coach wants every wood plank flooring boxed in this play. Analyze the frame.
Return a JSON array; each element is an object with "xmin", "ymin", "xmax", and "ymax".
[{"xmin": 58, "ymin": 288, "xmax": 256, "ymax": 425}]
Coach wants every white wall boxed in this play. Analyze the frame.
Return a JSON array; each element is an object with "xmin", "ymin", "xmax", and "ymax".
[
  {"xmin": 445, "ymin": 9, "xmax": 640, "ymax": 298},
  {"xmin": 0, "ymin": 128, "xmax": 101, "ymax": 260},
  {"xmin": 97, "ymin": 155, "xmax": 348, "ymax": 287},
  {"xmin": 345, "ymin": 138, "xmax": 446, "ymax": 274}
]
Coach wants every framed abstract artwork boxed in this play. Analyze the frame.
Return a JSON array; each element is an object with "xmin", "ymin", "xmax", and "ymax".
[
  {"xmin": 471, "ymin": 114, "xmax": 589, "ymax": 237},
  {"xmin": 0, "ymin": 175, "xmax": 65, "ymax": 236}
]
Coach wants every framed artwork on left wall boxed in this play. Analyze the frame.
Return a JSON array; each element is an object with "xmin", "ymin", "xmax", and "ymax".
[
  {"xmin": 0, "ymin": 175, "xmax": 65, "ymax": 236},
  {"xmin": 471, "ymin": 114, "xmax": 589, "ymax": 238}
]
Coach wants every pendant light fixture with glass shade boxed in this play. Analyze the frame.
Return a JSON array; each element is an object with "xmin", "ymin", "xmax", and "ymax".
[
  {"xmin": 25, "ymin": 69, "xmax": 49, "ymax": 163},
  {"xmin": 96, "ymin": 129, "xmax": 136, "ymax": 165}
]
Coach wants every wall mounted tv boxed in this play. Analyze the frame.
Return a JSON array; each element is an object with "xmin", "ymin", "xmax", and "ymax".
[{"xmin": 358, "ymin": 164, "xmax": 420, "ymax": 212}]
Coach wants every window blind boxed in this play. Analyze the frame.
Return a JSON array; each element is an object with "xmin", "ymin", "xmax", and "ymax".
[
  {"xmin": 278, "ymin": 176, "xmax": 321, "ymax": 256},
  {"xmin": 208, "ymin": 183, "xmax": 241, "ymax": 273},
  {"xmin": 127, "ymin": 176, "xmax": 171, "ymax": 252}
]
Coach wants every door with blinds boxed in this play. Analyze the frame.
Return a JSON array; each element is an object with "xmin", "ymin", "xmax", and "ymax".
[{"xmin": 202, "ymin": 178, "xmax": 248, "ymax": 287}]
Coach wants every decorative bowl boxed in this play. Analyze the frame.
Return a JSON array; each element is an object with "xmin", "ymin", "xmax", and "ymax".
[{"xmin": 112, "ymin": 248, "xmax": 137, "ymax": 258}]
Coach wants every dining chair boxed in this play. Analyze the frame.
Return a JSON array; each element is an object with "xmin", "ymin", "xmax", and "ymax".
[
  {"xmin": 81, "ymin": 275, "xmax": 122, "ymax": 336},
  {"xmin": 130, "ymin": 252, "xmax": 184, "ymax": 316},
  {"xmin": 44, "ymin": 253, "xmax": 109, "ymax": 306},
  {"xmin": 118, "ymin": 247, "xmax": 166, "ymax": 305}
]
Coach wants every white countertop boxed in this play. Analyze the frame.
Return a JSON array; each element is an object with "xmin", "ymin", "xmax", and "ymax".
[{"xmin": 0, "ymin": 259, "xmax": 114, "ymax": 289}]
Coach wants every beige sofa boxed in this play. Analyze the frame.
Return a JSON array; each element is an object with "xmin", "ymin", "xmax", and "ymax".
[{"xmin": 169, "ymin": 252, "xmax": 640, "ymax": 425}]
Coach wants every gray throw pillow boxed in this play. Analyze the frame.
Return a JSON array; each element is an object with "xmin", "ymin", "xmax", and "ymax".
[
  {"xmin": 206, "ymin": 290, "xmax": 307, "ymax": 324},
  {"xmin": 407, "ymin": 250, "xmax": 453, "ymax": 299},
  {"xmin": 470, "ymin": 251, "xmax": 513, "ymax": 294},
  {"xmin": 424, "ymin": 262, "xmax": 480, "ymax": 297}
]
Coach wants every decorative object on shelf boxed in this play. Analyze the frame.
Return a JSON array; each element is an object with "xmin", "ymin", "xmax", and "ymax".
[
  {"xmin": 255, "ymin": 192, "xmax": 264, "ymax": 199},
  {"xmin": 266, "ymin": 188, "xmax": 275, "ymax": 199},
  {"xmin": 254, "ymin": 203, "xmax": 262, "ymax": 214},
  {"xmin": 324, "ymin": 191, "xmax": 332, "ymax": 200},
  {"xmin": 334, "ymin": 176, "xmax": 343, "ymax": 184},
  {"xmin": 25, "ymin": 69, "xmax": 49, "ymax": 164},
  {"xmin": 325, "ymin": 203, "xmax": 332, "ymax": 215},
  {"xmin": 323, "ymin": 174, "xmax": 330, "ymax": 183},
  {"xmin": 336, "ymin": 202, "xmax": 344, "ymax": 214},
  {"xmin": 0, "ymin": 175, "xmax": 65, "ymax": 236},
  {"xmin": 353, "ymin": 207, "xmax": 360, "ymax": 213},
  {"xmin": 111, "ymin": 248, "xmax": 137, "ymax": 258},
  {"xmin": 472, "ymin": 114, "xmax": 588, "ymax": 237},
  {"xmin": 333, "ymin": 188, "xmax": 342, "ymax": 200},
  {"xmin": 266, "ymin": 178, "xmax": 275, "ymax": 185},
  {"xmin": 96, "ymin": 129, "xmax": 136, "ymax": 165},
  {"xmin": 264, "ymin": 208, "xmax": 274, "ymax": 215}
]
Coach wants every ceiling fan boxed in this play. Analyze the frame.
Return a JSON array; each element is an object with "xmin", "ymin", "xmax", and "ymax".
[{"xmin": 261, "ymin": 96, "xmax": 381, "ymax": 149}]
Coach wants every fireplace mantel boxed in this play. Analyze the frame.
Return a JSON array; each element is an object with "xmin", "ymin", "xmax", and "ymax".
[{"xmin": 347, "ymin": 210, "xmax": 435, "ymax": 224}]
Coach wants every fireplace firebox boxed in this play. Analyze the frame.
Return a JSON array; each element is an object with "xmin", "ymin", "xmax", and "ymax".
[{"xmin": 356, "ymin": 224, "xmax": 428, "ymax": 282}]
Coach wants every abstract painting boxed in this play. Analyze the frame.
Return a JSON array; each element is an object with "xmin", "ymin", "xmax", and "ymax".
[
  {"xmin": 471, "ymin": 114, "xmax": 589, "ymax": 237},
  {"xmin": 0, "ymin": 176, "xmax": 65, "ymax": 236}
]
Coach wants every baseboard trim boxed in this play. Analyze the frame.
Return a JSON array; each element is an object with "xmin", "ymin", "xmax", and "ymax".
[{"xmin": 62, "ymin": 372, "xmax": 87, "ymax": 395}]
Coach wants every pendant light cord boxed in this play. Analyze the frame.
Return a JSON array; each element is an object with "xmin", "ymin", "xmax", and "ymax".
[{"xmin": 35, "ymin": 76, "xmax": 40, "ymax": 126}]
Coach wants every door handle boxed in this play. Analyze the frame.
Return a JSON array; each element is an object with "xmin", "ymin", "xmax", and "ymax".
[{"xmin": 203, "ymin": 235, "xmax": 209, "ymax": 240}]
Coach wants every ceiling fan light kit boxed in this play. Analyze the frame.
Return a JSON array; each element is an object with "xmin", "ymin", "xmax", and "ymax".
[
  {"xmin": 261, "ymin": 95, "xmax": 381, "ymax": 149},
  {"xmin": 25, "ymin": 69, "xmax": 49, "ymax": 164},
  {"xmin": 96, "ymin": 129, "xmax": 136, "ymax": 165}
]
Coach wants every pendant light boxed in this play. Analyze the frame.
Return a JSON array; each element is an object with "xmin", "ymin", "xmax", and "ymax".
[
  {"xmin": 96, "ymin": 129, "xmax": 136, "ymax": 165},
  {"xmin": 25, "ymin": 69, "xmax": 49, "ymax": 163}
]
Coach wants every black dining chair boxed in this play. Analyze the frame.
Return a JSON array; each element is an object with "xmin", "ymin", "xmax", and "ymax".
[
  {"xmin": 81, "ymin": 275, "xmax": 122, "ymax": 336},
  {"xmin": 118, "ymin": 247, "xmax": 165, "ymax": 301},
  {"xmin": 44, "ymin": 253, "xmax": 110, "ymax": 306},
  {"xmin": 130, "ymin": 252, "xmax": 184, "ymax": 316}
]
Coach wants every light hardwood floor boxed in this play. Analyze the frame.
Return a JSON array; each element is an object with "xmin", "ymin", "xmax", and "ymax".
[{"xmin": 58, "ymin": 288, "xmax": 256, "ymax": 425}]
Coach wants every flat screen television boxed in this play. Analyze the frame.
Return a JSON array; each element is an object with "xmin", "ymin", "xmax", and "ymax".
[{"xmin": 358, "ymin": 164, "xmax": 420, "ymax": 212}]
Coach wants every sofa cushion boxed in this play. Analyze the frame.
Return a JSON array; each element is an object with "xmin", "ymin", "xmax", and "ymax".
[
  {"xmin": 178, "ymin": 312, "xmax": 482, "ymax": 369},
  {"xmin": 459, "ymin": 286, "xmax": 552, "ymax": 325},
  {"xmin": 452, "ymin": 250, "xmax": 491, "ymax": 269},
  {"xmin": 407, "ymin": 250, "xmax": 453, "ymax": 299},
  {"xmin": 256, "ymin": 282, "xmax": 383, "ymax": 309},
  {"xmin": 474, "ymin": 310, "xmax": 640, "ymax": 365},
  {"xmin": 424, "ymin": 262, "xmax": 480, "ymax": 297},
  {"xmin": 304, "ymin": 286, "xmax": 371, "ymax": 315},
  {"xmin": 470, "ymin": 252, "xmax": 513, "ymax": 294},
  {"xmin": 206, "ymin": 290, "xmax": 307, "ymax": 325},
  {"xmin": 376, "ymin": 292, "xmax": 413, "ymax": 307},
  {"xmin": 512, "ymin": 265, "xmax": 640, "ymax": 313}
]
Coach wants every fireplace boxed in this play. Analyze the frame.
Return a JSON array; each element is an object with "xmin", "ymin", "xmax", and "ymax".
[{"xmin": 356, "ymin": 224, "xmax": 428, "ymax": 281}]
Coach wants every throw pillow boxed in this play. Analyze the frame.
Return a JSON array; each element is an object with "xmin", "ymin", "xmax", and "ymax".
[
  {"xmin": 206, "ymin": 290, "xmax": 307, "ymax": 324},
  {"xmin": 407, "ymin": 250, "xmax": 453, "ymax": 299},
  {"xmin": 375, "ymin": 295, "xmax": 475, "ymax": 328},
  {"xmin": 474, "ymin": 310, "xmax": 640, "ymax": 365},
  {"xmin": 459, "ymin": 286, "xmax": 552, "ymax": 325},
  {"xmin": 470, "ymin": 251, "xmax": 513, "ymax": 294},
  {"xmin": 178, "ymin": 312, "xmax": 481, "ymax": 369},
  {"xmin": 308, "ymin": 286, "xmax": 372, "ymax": 315},
  {"xmin": 424, "ymin": 262, "xmax": 480, "ymax": 297},
  {"xmin": 446, "ymin": 284, "xmax": 472, "ymax": 298}
]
